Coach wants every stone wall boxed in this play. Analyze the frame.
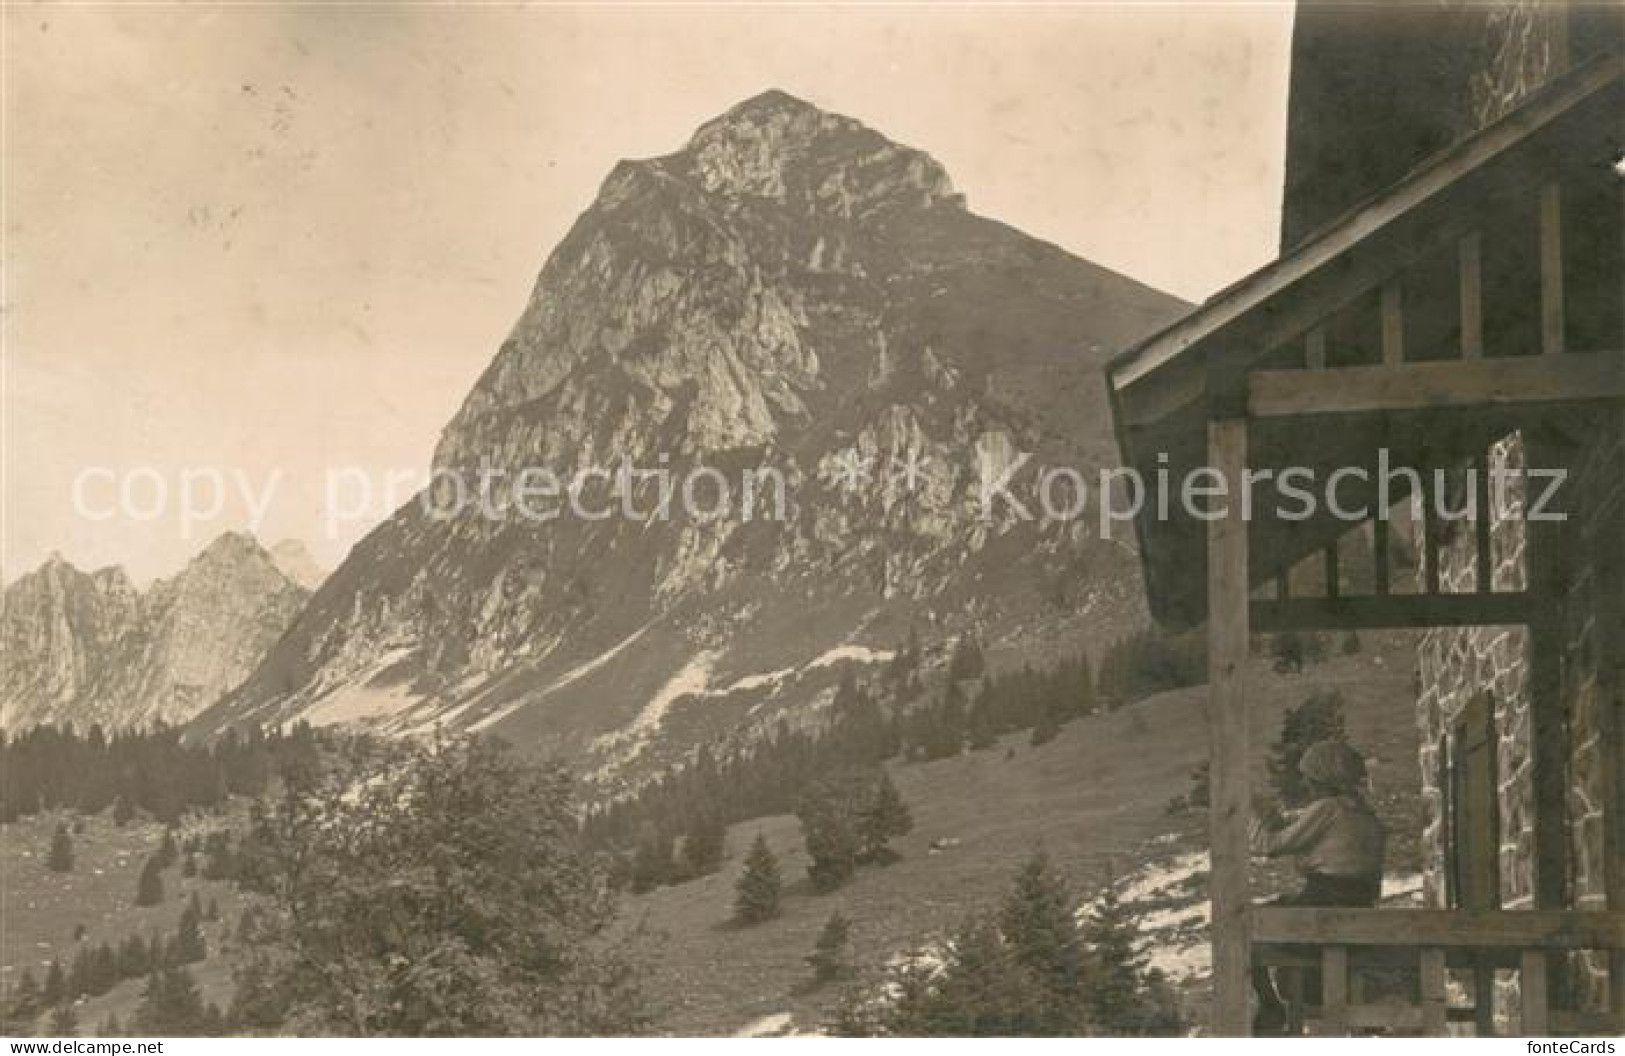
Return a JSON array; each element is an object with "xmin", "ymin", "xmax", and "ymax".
[{"xmin": 1416, "ymin": 438, "xmax": 1532, "ymax": 912}]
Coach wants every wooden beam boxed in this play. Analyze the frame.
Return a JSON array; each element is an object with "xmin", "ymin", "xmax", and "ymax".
[
  {"xmin": 1540, "ymin": 181, "xmax": 1565, "ymax": 356},
  {"xmin": 1459, "ymin": 232, "xmax": 1484, "ymax": 359},
  {"xmin": 1207, "ymin": 417, "xmax": 1252, "ymax": 1037},
  {"xmin": 1247, "ymin": 350, "xmax": 1625, "ymax": 419},
  {"xmin": 1252, "ymin": 908, "xmax": 1625, "ymax": 949},
  {"xmin": 1381, "ymin": 280, "xmax": 1405, "ymax": 364},
  {"xmin": 1251, "ymin": 592, "xmax": 1532, "ymax": 632}
]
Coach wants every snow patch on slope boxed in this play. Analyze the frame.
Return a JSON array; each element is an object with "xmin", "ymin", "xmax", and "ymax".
[
  {"xmin": 459, "ymin": 619, "xmax": 658, "ymax": 734},
  {"xmin": 594, "ymin": 650, "xmax": 720, "ymax": 766}
]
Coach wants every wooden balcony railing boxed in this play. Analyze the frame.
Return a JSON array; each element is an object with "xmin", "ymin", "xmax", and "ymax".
[{"xmin": 1251, "ymin": 908, "xmax": 1625, "ymax": 1037}]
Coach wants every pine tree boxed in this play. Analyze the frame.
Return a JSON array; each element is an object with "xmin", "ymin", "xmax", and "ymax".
[
  {"xmin": 857, "ymin": 773, "xmax": 912, "ymax": 863},
  {"xmin": 134, "ymin": 855, "xmax": 165, "ymax": 907},
  {"xmin": 998, "ymin": 852, "xmax": 1081, "ymax": 1009},
  {"xmin": 806, "ymin": 911, "xmax": 853, "ymax": 983},
  {"xmin": 10, "ymin": 968, "xmax": 40, "ymax": 1018},
  {"xmin": 117, "ymin": 935, "xmax": 151, "ymax": 980},
  {"xmin": 47, "ymin": 1004, "xmax": 77, "ymax": 1037},
  {"xmin": 682, "ymin": 813, "xmax": 726, "ymax": 878},
  {"xmin": 1267, "ymin": 689, "xmax": 1349, "ymax": 806},
  {"xmin": 629, "ymin": 831, "xmax": 675, "ymax": 893},
  {"xmin": 47, "ymin": 822, "xmax": 74, "ymax": 872},
  {"xmin": 155, "ymin": 829, "xmax": 179, "ymax": 869},
  {"xmin": 797, "ymin": 782, "xmax": 859, "ymax": 892},
  {"xmin": 41, "ymin": 961, "xmax": 65, "ymax": 1006},
  {"xmin": 1081, "ymin": 878, "xmax": 1183, "ymax": 1036},
  {"xmin": 1029, "ymin": 707, "xmax": 1061, "ymax": 747},
  {"xmin": 171, "ymin": 894, "xmax": 206, "ymax": 964},
  {"xmin": 135, "ymin": 966, "xmax": 205, "ymax": 1035},
  {"xmin": 733, "ymin": 833, "xmax": 782, "ymax": 924},
  {"xmin": 947, "ymin": 633, "xmax": 985, "ymax": 683}
]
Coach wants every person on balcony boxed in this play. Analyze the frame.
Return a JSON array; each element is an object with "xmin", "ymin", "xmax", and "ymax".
[{"xmin": 1248, "ymin": 739, "xmax": 1387, "ymax": 1034}]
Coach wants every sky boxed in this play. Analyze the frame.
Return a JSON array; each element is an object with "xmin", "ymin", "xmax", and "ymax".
[{"xmin": 2, "ymin": 2, "xmax": 1295, "ymax": 583}]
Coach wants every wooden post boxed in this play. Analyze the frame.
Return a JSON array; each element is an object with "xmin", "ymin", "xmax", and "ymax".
[
  {"xmin": 1459, "ymin": 232, "xmax": 1483, "ymax": 359},
  {"xmin": 1319, "ymin": 946, "xmax": 1349, "ymax": 1036},
  {"xmin": 1208, "ymin": 416, "xmax": 1252, "ymax": 1036},
  {"xmin": 1539, "ymin": 182, "xmax": 1564, "ymax": 356},
  {"xmin": 1474, "ymin": 441, "xmax": 1493, "ymax": 593},
  {"xmin": 1522, "ymin": 950, "xmax": 1550, "ymax": 1036},
  {"xmin": 1374, "ymin": 514, "xmax": 1391, "ymax": 597},
  {"xmin": 1420, "ymin": 948, "xmax": 1448, "ymax": 1036}
]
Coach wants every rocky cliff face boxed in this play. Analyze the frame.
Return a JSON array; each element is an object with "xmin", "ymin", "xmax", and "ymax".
[
  {"xmin": 198, "ymin": 91, "xmax": 1187, "ymax": 782},
  {"xmin": 0, "ymin": 533, "xmax": 308, "ymax": 731}
]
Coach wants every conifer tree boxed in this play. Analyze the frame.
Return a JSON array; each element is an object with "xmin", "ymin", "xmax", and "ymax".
[
  {"xmin": 682, "ymin": 813, "xmax": 726, "ymax": 878},
  {"xmin": 1081, "ymin": 878, "xmax": 1182, "ymax": 1036},
  {"xmin": 10, "ymin": 969, "xmax": 40, "ymax": 1018},
  {"xmin": 857, "ymin": 773, "xmax": 912, "ymax": 863},
  {"xmin": 806, "ymin": 911, "xmax": 854, "ymax": 983},
  {"xmin": 41, "ymin": 961, "xmax": 65, "ymax": 1006},
  {"xmin": 171, "ymin": 894, "xmax": 206, "ymax": 964},
  {"xmin": 155, "ymin": 829, "xmax": 179, "ymax": 869},
  {"xmin": 1267, "ymin": 689, "xmax": 1349, "ymax": 806},
  {"xmin": 1029, "ymin": 706, "xmax": 1061, "ymax": 747},
  {"xmin": 48, "ymin": 1003, "xmax": 78, "ymax": 1037},
  {"xmin": 947, "ymin": 633, "xmax": 985, "ymax": 682},
  {"xmin": 135, "ymin": 966, "xmax": 205, "ymax": 1035},
  {"xmin": 47, "ymin": 822, "xmax": 74, "ymax": 872},
  {"xmin": 998, "ymin": 852, "xmax": 1081, "ymax": 1006},
  {"xmin": 733, "ymin": 833, "xmax": 782, "ymax": 924},
  {"xmin": 117, "ymin": 935, "xmax": 151, "ymax": 980},
  {"xmin": 798, "ymin": 783, "xmax": 860, "ymax": 892},
  {"xmin": 134, "ymin": 855, "xmax": 164, "ymax": 907}
]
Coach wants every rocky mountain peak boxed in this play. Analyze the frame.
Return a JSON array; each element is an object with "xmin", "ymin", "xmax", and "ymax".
[
  {"xmin": 207, "ymin": 94, "xmax": 1190, "ymax": 779},
  {"xmin": 674, "ymin": 89, "xmax": 959, "ymax": 212}
]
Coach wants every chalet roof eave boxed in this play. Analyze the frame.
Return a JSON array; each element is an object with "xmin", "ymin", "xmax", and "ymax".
[{"xmin": 1106, "ymin": 47, "xmax": 1624, "ymax": 404}]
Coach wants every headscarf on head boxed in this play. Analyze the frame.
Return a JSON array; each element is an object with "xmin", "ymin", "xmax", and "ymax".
[{"xmin": 1298, "ymin": 739, "xmax": 1367, "ymax": 795}]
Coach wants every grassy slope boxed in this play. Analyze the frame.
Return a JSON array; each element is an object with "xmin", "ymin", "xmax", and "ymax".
[
  {"xmin": 1, "ymin": 813, "xmax": 243, "ymax": 1035},
  {"xmin": 627, "ymin": 640, "xmax": 1424, "ymax": 1036},
  {"xmin": 2, "ymin": 640, "xmax": 1424, "ymax": 1037}
]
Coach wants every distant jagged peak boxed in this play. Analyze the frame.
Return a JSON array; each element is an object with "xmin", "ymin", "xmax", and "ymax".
[{"xmin": 195, "ymin": 528, "xmax": 266, "ymax": 562}]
